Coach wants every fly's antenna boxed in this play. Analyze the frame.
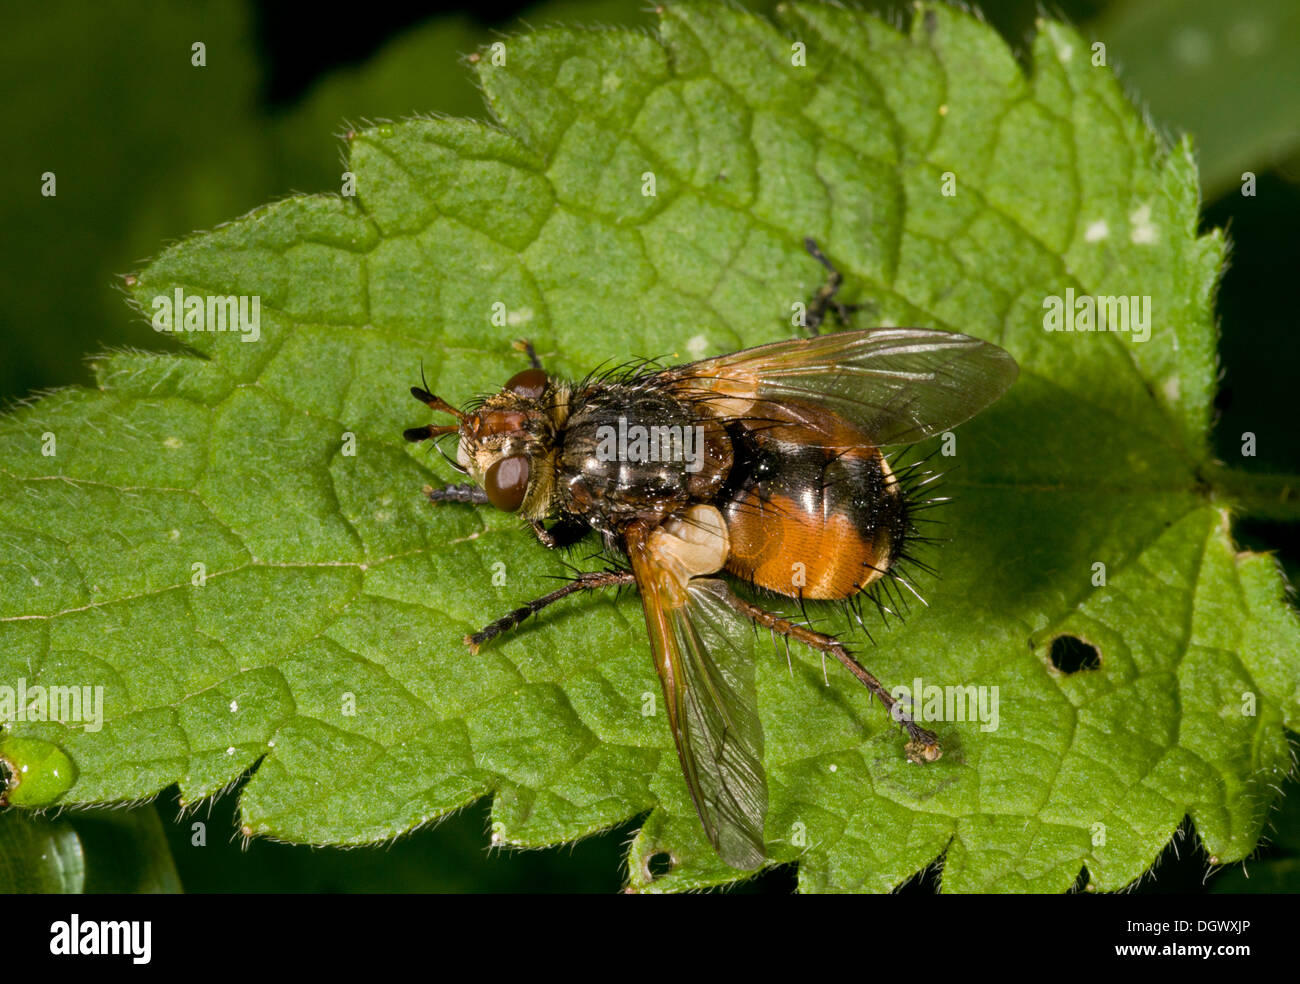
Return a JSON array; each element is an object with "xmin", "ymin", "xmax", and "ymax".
[
  {"xmin": 410, "ymin": 359, "xmax": 464, "ymax": 420},
  {"xmin": 409, "ymin": 385, "xmax": 464, "ymax": 422},
  {"xmin": 404, "ymin": 361, "xmax": 465, "ymax": 444}
]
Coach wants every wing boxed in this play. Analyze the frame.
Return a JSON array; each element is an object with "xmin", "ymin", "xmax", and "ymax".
[
  {"xmin": 626, "ymin": 528, "xmax": 767, "ymax": 870},
  {"xmin": 661, "ymin": 327, "xmax": 1018, "ymax": 446}
]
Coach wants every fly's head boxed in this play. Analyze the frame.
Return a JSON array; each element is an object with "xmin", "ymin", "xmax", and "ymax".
[{"xmin": 405, "ymin": 366, "xmax": 568, "ymax": 520}]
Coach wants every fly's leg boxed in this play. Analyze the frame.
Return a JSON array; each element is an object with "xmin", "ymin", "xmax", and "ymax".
[
  {"xmin": 528, "ymin": 517, "xmax": 591, "ymax": 549},
  {"xmin": 465, "ymin": 570, "xmax": 637, "ymax": 652},
  {"xmin": 512, "ymin": 338, "xmax": 543, "ymax": 369},
  {"xmin": 803, "ymin": 238, "xmax": 869, "ymax": 335},
  {"xmin": 721, "ymin": 590, "xmax": 942, "ymax": 763},
  {"xmin": 423, "ymin": 483, "xmax": 489, "ymax": 505},
  {"xmin": 421, "ymin": 492, "xmax": 589, "ymax": 544}
]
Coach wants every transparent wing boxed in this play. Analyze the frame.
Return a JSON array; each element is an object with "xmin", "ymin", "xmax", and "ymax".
[
  {"xmin": 663, "ymin": 327, "xmax": 1019, "ymax": 445},
  {"xmin": 627, "ymin": 538, "xmax": 767, "ymax": 869}
]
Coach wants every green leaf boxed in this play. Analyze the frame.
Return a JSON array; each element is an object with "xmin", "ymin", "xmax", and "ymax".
[
  {"xmin": 1211, "ymin": 768, "xmax": 1300, "ymax": 893},
  {"xmin": 0, "ymin": 736, "xmax": 77, "ymax": 806},
  {"xmin": 0, "ymin": 0, "xmax": 1296, "ymax": 893}
]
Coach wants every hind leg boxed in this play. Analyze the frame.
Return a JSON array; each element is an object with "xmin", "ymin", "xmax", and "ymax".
[{"xmin": 719, "ymin": 587, "xmax": 942, "ymax": 763}]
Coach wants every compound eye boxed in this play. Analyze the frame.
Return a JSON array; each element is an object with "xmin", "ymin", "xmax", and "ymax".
[
  {"xmin": 505, "ymin": 367, "xmax": 548, "ymax": 400},
  {"xmin": 484, "ymin": 455, "xmax": 530, "ymax": 512}
]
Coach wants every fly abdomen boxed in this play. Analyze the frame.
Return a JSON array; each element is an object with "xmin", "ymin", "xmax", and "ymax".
[{"xmin": 720, "ymin": 420, "xmax": 906, "ymax": 600}]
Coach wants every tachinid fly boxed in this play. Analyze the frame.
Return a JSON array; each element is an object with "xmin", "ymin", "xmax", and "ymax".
[{"xmin": 403, "ymin": 240, "xmax": 1019, "ymax": 870}]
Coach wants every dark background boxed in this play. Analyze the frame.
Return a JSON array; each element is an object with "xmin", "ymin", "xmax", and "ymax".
[{"xmin": 2, "ymin": 0, "xmax": 1296, "ymax": 893}]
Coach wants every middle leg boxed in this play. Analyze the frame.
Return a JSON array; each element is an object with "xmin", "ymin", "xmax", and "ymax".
[{"xmin": 424, "ymin": 483, "xmax": 488, "ymax": 505}]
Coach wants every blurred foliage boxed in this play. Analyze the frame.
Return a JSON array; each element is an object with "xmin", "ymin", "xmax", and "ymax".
[
  {"xmin": 0, "ymin": 0, "xmax": 273, "ymax": 403},
  {"xmin": 0, "ymin": 805, "xmax": 180, "ymax": 893},
  {"xmin": 1, "ymin": 0, "xmax": 1296, "ymax": 893},
  {"xmin": 1095, "ymin": 0, "xmax": 1300, "ymax": 198},
  {"xmin": 165, "ymin": 789, "xmax": 634, "ymax": 893}
]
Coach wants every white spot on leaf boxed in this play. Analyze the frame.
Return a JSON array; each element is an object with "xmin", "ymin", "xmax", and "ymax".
[
  {"xmin": 1130, "ymin": 205, "xmax": 1157, "ymax": 244},
  {"xmin": 1084, "ymin": 219, "xmax": 1109, "ymax": 242}
]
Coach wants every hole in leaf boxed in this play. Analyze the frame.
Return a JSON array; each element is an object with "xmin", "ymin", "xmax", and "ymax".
[
  {"xmin": 646, "ymin": 851, "xmax": 675, "ymax": 880},
  {"xmin": 1049, "ymin": 635, "xmax": 1101, "ymax": 673},
  {"xmin": 1070, "ymin": 864, "xmax": 1093, "ymax": 893}
]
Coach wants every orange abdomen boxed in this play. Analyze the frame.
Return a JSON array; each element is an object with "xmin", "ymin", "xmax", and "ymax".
[{"xmin": 718, "ymin": 418, "xmax": 906, "ymax": 600}]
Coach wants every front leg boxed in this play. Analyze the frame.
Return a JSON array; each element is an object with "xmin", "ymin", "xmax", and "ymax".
[
  {"xmin": 424, "ymin": 483, "xmax": 489, "ymax": 505},
  {"xmin": 465, "ymin": 570, "xmax": 636, "ymax": 652},
  {"xmin": 528, "ymin": 516, "xmax": 591, "ymax": 549}
]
